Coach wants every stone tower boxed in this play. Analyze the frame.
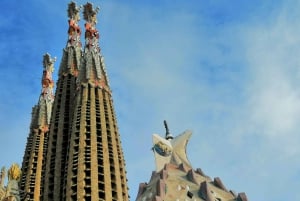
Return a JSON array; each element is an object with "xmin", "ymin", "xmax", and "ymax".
[
  {"xmin": 40, "ymin": 2, "xmax": 128, "ymax": 201},
  {"xmin": 62, "ymin": 2, "xmax": 129, "ymax": 200},
  {"xmin": 135, "ymin": 121, "xmax": 248, "ymax": 201},
  {"xmin": 20, "ymin": 54, "xmax": 56, "ymax": 200},
  {"xmin": 42, "ymin": 2, "xmax": 82, "ymax": 200}
]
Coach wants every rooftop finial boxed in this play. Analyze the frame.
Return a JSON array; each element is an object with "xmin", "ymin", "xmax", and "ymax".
[
  {"xmin": 67, "ymin": 2, "xmax": 81, "ymax": 38},
  {"xmin": 40, "ymin": 53, "xmax": 55, "ymax": 130},
  {"xmin": 164, "ymin": 120, "xmax": 173, "ymax": 140},
  {"xmin": 68, "ymin": 1, "xmax": 81, "ymax": 20},
  {"xmin": 42, "ymin": 53, "xmax": 55, "ymax": 88},
  {"xmin": 43, "ymin": 53, "xmax": 56, "ymax": 71},
  {"xmin": 83, "ymin": 2, "xmax": 100, "ymax": 24}
]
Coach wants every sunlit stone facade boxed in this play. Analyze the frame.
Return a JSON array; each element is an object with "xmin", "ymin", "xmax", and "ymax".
[{"xmin": 20, "ymin": 2, "xmax": 129, "ymax": 201}]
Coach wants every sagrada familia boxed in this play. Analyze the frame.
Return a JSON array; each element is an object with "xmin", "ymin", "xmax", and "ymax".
[{"xmin": 0, "ymin": 2, "xmax": 248, "ymax": 201}]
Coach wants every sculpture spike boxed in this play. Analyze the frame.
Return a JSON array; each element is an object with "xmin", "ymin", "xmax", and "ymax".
[{"xmin": 164, "ymin": 120, "xmax": 173, "ymax": 140}]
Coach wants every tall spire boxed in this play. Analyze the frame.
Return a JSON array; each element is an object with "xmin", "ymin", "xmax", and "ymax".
[
  {"xmin": 20, "ymin": 54, "xmax": 56, "ymax": 201},
  {"xmin": 78, "ymin": 2, "xmax": 110, "ymax": 91},
  {"xmin": 41, "ymin": 3, "xmax": 129, "ymax": 201},
  {"xmin": 62, "ymin": 3, "xmax": 129, "ymax": 200},
  {"xmin": 42, "ymin": 3, "xmax": 82, "ymax": 200}
]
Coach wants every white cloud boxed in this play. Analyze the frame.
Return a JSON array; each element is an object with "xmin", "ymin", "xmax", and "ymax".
[
  {"xmin": 242, "ymin": 7, "xmax": 300, "ymax": 141},
  {"xmin": 221, "ymin": 4, "xmax": 300, "ymax": 199}
]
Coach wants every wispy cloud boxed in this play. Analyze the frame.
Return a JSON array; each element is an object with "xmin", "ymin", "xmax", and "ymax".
[{"xmin": 105, "ymin": 1, "xmax": 300, "ymax": 200}]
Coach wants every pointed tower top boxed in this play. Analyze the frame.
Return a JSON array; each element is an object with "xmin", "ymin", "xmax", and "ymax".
[
  {"xmin": 42, "ymin": 53, "xmax": 55, "ymax": 89},
  {"xmin": 79, "ymin": 2, "xmax": 110, "ymax": 90},
  {"xmin": 68, "ymin": 1, "xmax": 81, "ymax": 20},
  {"xmin": 59, "ymin": 2, "xmax": 82, "ymax": 77},
  {"xmin": 43, "ymin": 53, "xmax": 56, "ymax": 71},
  {"xmin": 67, "ymin": 1, "xmax": 81, "ymax": 42},
  {"xmin": 164, "ymin": 120, "xmax": 173, "ymax": 140},
  {"xmin": 83, "ymin": 2, "xmax": 100, "ymax": 23}
]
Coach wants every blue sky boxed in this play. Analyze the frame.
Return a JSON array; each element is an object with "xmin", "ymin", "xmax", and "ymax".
[{"xmin": 1, "ymin": 0, "xmax": 300, "ymax": 200}]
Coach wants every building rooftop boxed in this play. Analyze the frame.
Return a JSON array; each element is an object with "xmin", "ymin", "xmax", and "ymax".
[{"xmin": 136, "ymin": 122, "xmax": 247, "ymax": 201}]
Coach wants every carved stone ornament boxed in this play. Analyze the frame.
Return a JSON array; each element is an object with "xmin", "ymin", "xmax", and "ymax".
[{"xmin": 152, "ymin": 130, "xmax": 192, "ymax": 172}]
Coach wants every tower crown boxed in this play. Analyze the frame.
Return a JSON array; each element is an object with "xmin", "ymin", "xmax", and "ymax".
[
  {"xmin": 83, "ymin": 2, "xmax": 100, "ymax": 24},
  {"xmin": 42, "ymin": 53, "xmax": 55, "ymax": 89},
  {"xmin": 67, "ymin": 2, "xmax": 82, "ymax": 38},
  {"xmin": 77, "ymin": 2, "xmax": 110, "ymax": 91},
  {"xmin": 67, "ymin": 1, "xmax": 81, "ymax": 20},
  {"xmin": 39, "ymin": 53, "xmax": 56, "ymax": 130},
  {"xmin": 59, "ymin": 1, "xmax": 82, "ymax": 77}
]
